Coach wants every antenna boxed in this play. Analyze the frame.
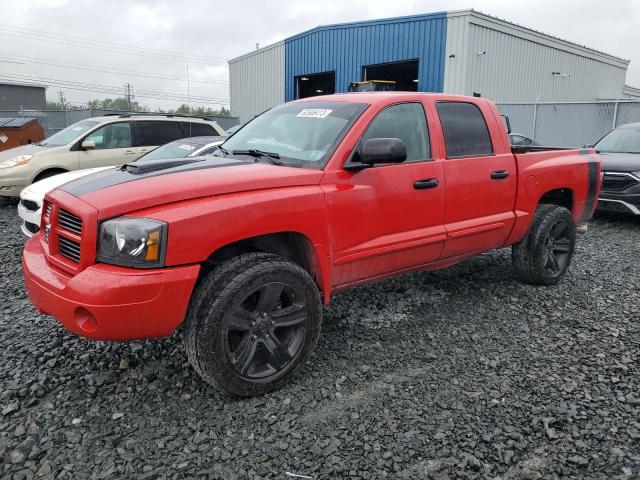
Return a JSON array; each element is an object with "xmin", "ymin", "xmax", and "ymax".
[{"xmin": 186, "ymin": 65, "xmax": 192, "ymax": 135}]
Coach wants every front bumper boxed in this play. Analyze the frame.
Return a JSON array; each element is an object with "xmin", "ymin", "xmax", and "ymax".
[
  {"xmin": 17, "ymin": 198, "xmax": 42, "ymax": 237},
  {"xmin": 597, "ymin": 192, "xmax": 640, "ymax": 215},
  {"xmin": 22, "ymin": 236, "xmax": 201, "ymax": 341}
]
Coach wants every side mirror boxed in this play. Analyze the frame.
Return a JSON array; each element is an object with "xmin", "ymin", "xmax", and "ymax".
[
  {"xmin": 583, "ymin": 144, "xmax": 593, "ymax": 148},
  {"xmin": 82, "ymin": 140, "xmax": 96, "ymax": 150},
  {"xmin": 360, "ymin": 138, "xmax": 407, "ymax": 165}
]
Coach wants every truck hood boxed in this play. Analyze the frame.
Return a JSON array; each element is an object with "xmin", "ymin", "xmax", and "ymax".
[
  {"xmin": 598, "ymin": 152, "xmax": 640, "ymax": 172},
  {"xmin": 21, "ymin": 167, "xmax": 113, "ymax": 202},
  {"xmin": 58, "ymin": 156, "xmax": 325, "ymax": 219}
]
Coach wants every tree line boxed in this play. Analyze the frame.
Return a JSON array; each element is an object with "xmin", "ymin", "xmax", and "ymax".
[{"xmin": 45, "ymin": 97, "xmax": 230, "ymax": 117}]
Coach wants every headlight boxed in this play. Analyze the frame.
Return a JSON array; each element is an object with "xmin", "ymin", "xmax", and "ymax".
[
  {"xmin": 97, "ymin": 217, "xmax": 167, "ymax": 268},
  {"xmin": 0, "ymin": 154, "xmax": 33, "ymax": 168}
]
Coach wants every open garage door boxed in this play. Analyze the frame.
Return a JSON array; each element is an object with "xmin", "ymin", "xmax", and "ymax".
[
  {"xmin": 296, "ymin": 72, "xmax": 336, "ymax": 99},
  {"xmin": 363, "ymin": 60, "xmax": 419, "ymax": 92}
]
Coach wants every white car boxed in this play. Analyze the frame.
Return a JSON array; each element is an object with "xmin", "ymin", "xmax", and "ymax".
[
  {"xmin": 17, "ymin": 135, "xmax": 225, "ymax": 237},
  {"xmin": 18, "ymin": 167, "xmax": 112, "ymax": 236}
]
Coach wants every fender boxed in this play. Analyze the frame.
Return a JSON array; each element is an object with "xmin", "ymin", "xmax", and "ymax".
[
  {"xmin": 505, "ymin": 149, "xmax": 600, "ymax": 245},
  {"xmin": 131, "ymin": 185, "xmax": 334, "ymax": 300}
]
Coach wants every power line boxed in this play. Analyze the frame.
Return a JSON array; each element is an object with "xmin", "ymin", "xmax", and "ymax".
[
  {"xmin": 0, "ymin": 24, "xmax": 226, "ymax": 66},
  {"xmin": 0, "ymin": 73, "xmax": 230, "ymax": 105},
  {"xmin": 0, "ymin": 51, "xmax": 228, "ymax": 85}
]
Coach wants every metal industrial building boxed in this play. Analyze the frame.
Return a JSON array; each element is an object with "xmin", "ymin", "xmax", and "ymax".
[
  {"xmin": 0, "ymin": 82, "xmax": 47, "ymax": 111},
  {"xmin": 229, "ymin": 10, "xmax": 632, "ymax": 123}
]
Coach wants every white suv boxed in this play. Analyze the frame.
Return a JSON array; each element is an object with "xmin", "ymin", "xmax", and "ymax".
[{"xmin": 0, "ymin": 114, "xmax": 225, "ymax": 197}]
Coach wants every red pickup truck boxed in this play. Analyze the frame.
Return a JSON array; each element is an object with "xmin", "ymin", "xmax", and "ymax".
[{"xmin": 23, "ymin": 93, "xmax": 600, "ymax": 396}]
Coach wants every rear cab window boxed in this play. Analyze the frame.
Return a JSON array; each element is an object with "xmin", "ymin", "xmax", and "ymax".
[{"xmin": 436, "ymin": 102, "xmax": 494, "ymax": 158}]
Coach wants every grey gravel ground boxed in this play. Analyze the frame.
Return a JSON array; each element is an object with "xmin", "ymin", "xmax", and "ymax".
[{"xmin": 0, "ymin": 198, "xmax": 639, "ymax": 480}]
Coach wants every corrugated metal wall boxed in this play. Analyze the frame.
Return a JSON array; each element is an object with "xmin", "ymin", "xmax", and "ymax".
[
  {"xmin": 283, "ymin": 13, "xmax": 447, "ymax": 101},
  {"xmin": 229, "ymin": 42, "xmax": 285, "ymax": 123},
  {"xmin": 444, "ymin": 11, "xmax": 629, "ymax": 103}
]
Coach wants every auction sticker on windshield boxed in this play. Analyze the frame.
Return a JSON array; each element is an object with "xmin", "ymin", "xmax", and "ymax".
[
  {"xmin": 297, "ymin": 109, "xmax": 333, "ymax": 119},
  {"xmin": 178, "ymin": 144, "xmax": 196, "ymax": 151}
]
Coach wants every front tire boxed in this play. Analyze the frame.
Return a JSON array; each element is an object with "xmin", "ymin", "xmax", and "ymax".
[
  {"xmin": 512, "ymin": 204, "xmax": 576, "ymax": 285},
  {"xmin": 184, "ymin": 253, "xmax": 322, "ymax": 396}
]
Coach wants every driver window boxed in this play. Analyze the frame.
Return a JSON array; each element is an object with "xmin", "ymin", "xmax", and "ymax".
[
  {"xmin": 360, "ymin": 103, "xmax": 430, "ymax": 162},
  {"xmin": 85, "ymin": 123, "xmax": 132, "ymax": 150}
]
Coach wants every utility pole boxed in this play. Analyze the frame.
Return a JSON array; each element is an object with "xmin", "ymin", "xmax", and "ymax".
[
  {"xmin": 124, "ymin": 83, "xmax": 132, "ymax": 112},
  {"xmin": 58, "ymin": 90, "xmax": 69, "ymax": 126}
]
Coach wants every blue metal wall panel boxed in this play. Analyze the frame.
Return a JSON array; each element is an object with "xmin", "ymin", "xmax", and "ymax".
[{"xmin": 284, "ymin": 12, "xmax": 448, "ymax": 101}]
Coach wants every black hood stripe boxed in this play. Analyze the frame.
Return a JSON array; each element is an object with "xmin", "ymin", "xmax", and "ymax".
[{"xmin": 61, "ymin": 157, "xmax": 251, "ymax": 197}]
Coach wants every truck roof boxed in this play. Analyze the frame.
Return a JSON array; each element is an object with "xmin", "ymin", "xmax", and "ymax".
[{"xmin": 294, "ymin": 92, "xmax": 489, "ymax": 105}]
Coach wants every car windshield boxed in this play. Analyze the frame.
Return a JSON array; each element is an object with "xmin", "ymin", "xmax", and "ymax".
[
  {"xmin": 39, "ymin": 120, "xmax": 100, "ymax": 147},
  {"xmin": 138, "ymin": 137, "xmax": 218, "ymax": 161},
  {"xmin": 595, "ymin": 125, "xmax": 640, "ymax": 154},
  {"xmin": 218, "ymin": 101, "xmax": 368, "ymax": 167}
]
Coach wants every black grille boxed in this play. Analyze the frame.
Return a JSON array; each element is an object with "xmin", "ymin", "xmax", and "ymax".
[
  {"xmin": 24, "ymin": 222, "xmax": 39, "ymax": 234},
  {"xmin": 602, "ymin": 173, "xmax": 638, "ymax": 192},
  {"xmin": 59, "ymin": 209, "xmax": 82, "ymax": 234},
  {"xmin": 20, "ymin": 199, "xmax": 39, "ymax": 211},
  {"xmin": 58, "ymin": 236, "xmax": 81, "ymax": 262}
]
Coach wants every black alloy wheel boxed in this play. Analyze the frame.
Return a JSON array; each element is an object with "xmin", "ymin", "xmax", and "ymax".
[
  {"xmin": 542, "ymin": 218, "xmax": 573, "ymax": 276},
  {"xmin": 184, "ymin": 253, "xmax": 322, "ymax": 396},
  {"xmin": 226, "ymin": 281, "xmax": 308, "ymax": 381},
  {"xmin": 512, "ymin": 204, "xmax": 576, "ymax": 286}
]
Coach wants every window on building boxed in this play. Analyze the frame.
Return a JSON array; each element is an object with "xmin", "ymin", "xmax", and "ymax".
[
  {"xmin": 436, "ymin": 102, "xmax": 494, "ymax": 158},
  {"xmin": 296, "ymin": 72, "xmax": 336, "ymax": 99},
  {"xmin": 360, "ymin": 103, "xmax": 430, "ymax": 162}
]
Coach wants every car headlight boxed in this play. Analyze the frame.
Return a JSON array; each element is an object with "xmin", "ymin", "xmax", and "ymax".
[
  {"xmin": 0, "ymin": 154, "xmax": 33, "ymax": 168},
  {"xmin": 97, "ymin": 217, "xmax": 167, "ymax": 268}
]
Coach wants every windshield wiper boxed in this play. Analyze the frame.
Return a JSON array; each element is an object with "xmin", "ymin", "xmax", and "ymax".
[
  {"xmin": 214, "ymin": 145, "xmax": 230, "ymax": 157},
  {"xmin": 232, "ymin": 149, "xmax": 283, "ymax": 165}
]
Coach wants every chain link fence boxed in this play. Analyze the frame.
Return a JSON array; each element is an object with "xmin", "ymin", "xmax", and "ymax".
[
  {"xmin": 0, "ymin": 109, "xmax": 240, "ymax": 138},
  {"xmin": 497, "ymin": 101, "xmax": 640, "ymax": 147}
]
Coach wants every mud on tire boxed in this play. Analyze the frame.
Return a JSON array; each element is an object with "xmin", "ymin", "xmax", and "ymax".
[
  {"xmin": 512, "ymin": 204, "xmax": 576, "ymax": 286},
  {"xmin": 184, "ymin": 253, "xmax": 322, "ymax": 396}
]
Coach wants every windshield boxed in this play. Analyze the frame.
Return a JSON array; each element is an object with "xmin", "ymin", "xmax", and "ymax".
[
  {"xmin": 219, "ymin": 101, "xmax": 368, "ymax": 167},
  {"xmin": 595, "ymin": 125, "xmax": 640, "ymax": 154},
  {"xmin": 40, "ymin": 120, "xmax": 100, "ymax": 147},
  {"xmin": 138, "ymin": 138, "xmax": 215, "ymax": 161}
]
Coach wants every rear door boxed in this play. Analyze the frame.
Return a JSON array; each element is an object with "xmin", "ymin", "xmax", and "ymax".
[
  {"xmin": 133, "ymin": 120, "xmax": 185, "ymax": 156},
  {"xmin": 323, "ymin": 102, "xmax": 446, "ymax": 287},
  {"xmin": 434, "ymin": 101, "xmax": 517, "ymax": 258}
]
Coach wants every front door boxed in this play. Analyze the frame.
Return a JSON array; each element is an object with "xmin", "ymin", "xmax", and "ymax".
[
  {"xmin": 434, "ymin": 101, "xmax": 517, "ymax": 258},
  {"xmin": 79, "ymin": 121, "xmax": 139, "ymax": 168},
  {"xmin": 323, "ymin": 102, "xmax": 446, "ymax": 288}
]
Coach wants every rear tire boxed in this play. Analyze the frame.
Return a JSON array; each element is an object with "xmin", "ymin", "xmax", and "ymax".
[
  {"xmin": 184, "ymin": 253, "xmax": 322, "ymax": 396},
  {"xmin": 512, "ymin": 204, "xmax": 576, "ymax": 285}
]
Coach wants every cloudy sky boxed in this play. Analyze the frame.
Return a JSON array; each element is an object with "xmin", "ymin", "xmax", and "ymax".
[{"xmin": 1, "ymin": 0, "xmax": 638, "ymax": 111}]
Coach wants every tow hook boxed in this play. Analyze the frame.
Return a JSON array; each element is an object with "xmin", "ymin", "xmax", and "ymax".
[{"xmin": 576, "ymin": 223, "xmax": 588, "ymax": 234}]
